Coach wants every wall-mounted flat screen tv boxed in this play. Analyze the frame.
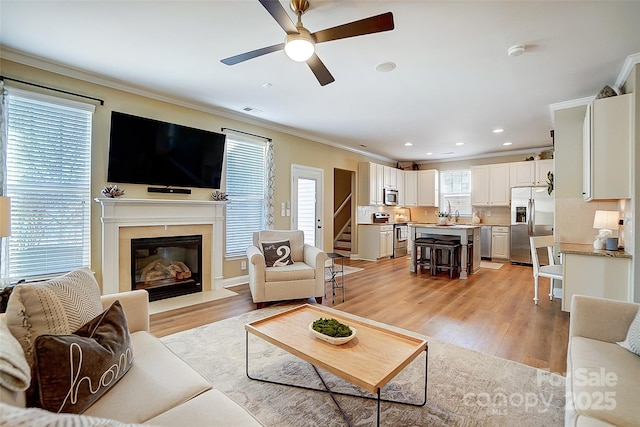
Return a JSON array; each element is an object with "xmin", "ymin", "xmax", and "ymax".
[{"xmin": 107, "ymin": 111, "xmax": 226, "ymax": 189}]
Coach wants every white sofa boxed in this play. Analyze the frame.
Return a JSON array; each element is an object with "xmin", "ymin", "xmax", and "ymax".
[
  {"xmin": 247, "ymin": 230, "xmax": 327, "ymax": 308},
  {"xmin": 566, "ymin": 295, "xmax": 639, "ymax": 427},
  {"xmin": 0, "ymin": 290, "xmax": 263, "ymax": 426}
]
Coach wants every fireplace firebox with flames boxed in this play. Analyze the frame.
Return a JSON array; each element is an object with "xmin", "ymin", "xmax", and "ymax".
[{"xmin": 131, "ymin": 235, "xmax": 202, "ymax": 302}]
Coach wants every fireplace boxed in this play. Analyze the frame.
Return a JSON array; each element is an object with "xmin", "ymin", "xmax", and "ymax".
[{"xmin": 131, "ymin": 235, "xmax": 202, "ymax": 302}]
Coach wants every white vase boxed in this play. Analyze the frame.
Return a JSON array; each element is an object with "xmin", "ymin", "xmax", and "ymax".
[{"xmin": 437, "ymin": 217, "xmax": 447, "ymax": 225}]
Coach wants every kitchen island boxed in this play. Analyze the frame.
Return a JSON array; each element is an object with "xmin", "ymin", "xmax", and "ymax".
[{"xmin": 409, "ymin": 224, "xmax": 482, "ymax": 279}]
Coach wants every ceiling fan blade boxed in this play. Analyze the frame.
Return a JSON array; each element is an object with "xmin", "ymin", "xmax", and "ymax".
[
  {"xmin": 307, "ymin": 53, "xmax": 335, "ymax": 86},
  {"xmin": 312, "ymin": 12, "xmax": 394, "ymax": 44},
  {"xmin": 221, "ymin": 43, "xmax": 285, "ymax": 65},
  {"xmin": 259, "ymin": 0, "xmax": 298, "ymax": 34}
]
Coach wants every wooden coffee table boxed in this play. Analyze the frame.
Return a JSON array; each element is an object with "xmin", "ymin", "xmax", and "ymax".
[{"xmin": 245, "ymin": 304, "xmax": 428, "ymax": 426}]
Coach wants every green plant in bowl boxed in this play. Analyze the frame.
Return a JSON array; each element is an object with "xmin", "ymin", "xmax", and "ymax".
[{"xmin": 311, "ymin": 318, "xmax": 352, "ymax": 338}]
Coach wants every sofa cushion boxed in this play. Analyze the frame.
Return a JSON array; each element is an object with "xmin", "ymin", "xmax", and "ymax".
[
  {"xmin": 83, "ymin": 330, "xmax": 211, "ymax": 424},
  {"xmin": 33, "ymin": 301, "xmax": 133, "ymax": 414},
  {"xmin": 617, "ymin": 308, "xmax": 640, "ymax": 356},
  {"xmin": 257, "ymin": 230, "xmax": 304, "ymax": 262},
  {"xmin": 0, "ymin": 402, "xmax": 153, "ymax": 427},
  {"xmin": 147, "ymin": 389, "xmax": 263, "ymax": 426},
  {"xmin": 568, "ymin": 336, "xmax": 640, "ymax": 427},
  {"xmin": 5, "ymin": 268, "xmax": 103, "ymax": 366},
  {"xmin": 265, "ymin": 262, "xmax": 315, "ymax": 282},
  {"xmin": 261, "ymin": 240, "xmax": 293, "ymax": 267},
  {"xmin": 0, "ymin": 316, "xmax": 30, "ymax": 393}
]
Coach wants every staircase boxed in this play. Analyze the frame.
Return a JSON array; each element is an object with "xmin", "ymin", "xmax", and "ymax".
[
  {"xmin": 333, "ymin": 189, "xmax": 353, "ymax": 258},
  {"xmin": 334, "ymin": 222, "xmax": 352, "ymax": 257}
]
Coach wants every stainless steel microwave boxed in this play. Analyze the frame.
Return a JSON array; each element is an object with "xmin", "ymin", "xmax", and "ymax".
[{"xmin": 384, "ymin": 188, "xmax": 398, "ymax": 206}]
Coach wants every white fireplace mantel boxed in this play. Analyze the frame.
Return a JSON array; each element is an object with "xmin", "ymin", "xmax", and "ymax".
[{"xmin": 95, "ymin": 197, "xmax": 227, "ymax": 295}]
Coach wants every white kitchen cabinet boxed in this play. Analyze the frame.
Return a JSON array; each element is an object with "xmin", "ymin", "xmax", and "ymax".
[
  {"xmin": 471, "ymin": 165, "xmax": 490, "ymax": 205},
  {"xmin": 583, "ymin": 93, "xmax": 632, "ymax": 201},
  {"xmin": 562, "ymin": 252, "xmax": 632, "ymax": 312},
  {"xmin": 489, "ymin": 164, "xmax": 510, "ymax": 205},
  {"xmin": 509, "ymin": 161, "xmax": 535, "ymax": 187},
  {"xmin": 383, "ymin": 166, "xmax": 397, "ymax": 189},
  {"xmin": 417, "ymin": 169, "xmax": 439, "ymax": 207},
  {"xmin": 396, "ymin": 169, "xmax": 405, "ymax": 206},
  {"xmin": 358, "ymin": 162, "xmax": 384, "ymax": 205},
  {"xmin": 534, "ymin": 160, "xmax": 554, "ymax": 186},
  {"xmin": 357, "ymin": 224, "xmax": 393, "ymax": 261},
  {"xmin": 509, "ymin": 160, "xmax": 555, "ymax": 187},
  {"xmin": 472, "ymin": 164, "xmax": 509, "ymax": 206},
  {"xmin": 491, "ymin": 226, "xmax": 510, "ymax": 260},
  {"xmin": 404, "ymin": 170, "xmax": 418, "ymax": 207}
]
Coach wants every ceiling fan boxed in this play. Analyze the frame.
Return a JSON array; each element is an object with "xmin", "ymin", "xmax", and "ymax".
[{"xmin": 221, "ymin": 0, "xmax": 395, "ymax": 86}]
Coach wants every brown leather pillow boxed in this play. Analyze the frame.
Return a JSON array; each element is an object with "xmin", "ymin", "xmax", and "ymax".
[
  {"xmin": 32, "ymin": 300, "xmax": 134, "ymax": 414},
  {"xmin": 261, "ymin": 240, "xmax": 293, "ymax": 267}
]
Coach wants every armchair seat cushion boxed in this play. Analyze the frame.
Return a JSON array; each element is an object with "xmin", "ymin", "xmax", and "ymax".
[{"xmin": 265, "ymin": 262, "xmax": 315, "ymax": 282}]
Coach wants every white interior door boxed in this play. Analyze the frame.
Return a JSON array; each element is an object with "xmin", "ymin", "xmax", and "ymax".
[{"xmin": 291, "ymin": 165, "xmax": 323, "ymax": 249}]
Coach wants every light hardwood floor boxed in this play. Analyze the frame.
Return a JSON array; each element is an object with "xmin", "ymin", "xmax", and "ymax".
[{"xmin": 150, "ymin": 256, "xmax": 570, "ymax": 374}]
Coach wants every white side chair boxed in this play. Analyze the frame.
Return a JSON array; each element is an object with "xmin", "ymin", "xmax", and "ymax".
[{"xmin": 529, "ymin": 235, "xmax": 563, "ymax": 304}]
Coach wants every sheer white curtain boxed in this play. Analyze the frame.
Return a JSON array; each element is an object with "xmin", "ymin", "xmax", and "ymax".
[{"xmin": 0, "ymin": 81, "xmax": 8, "ymax": 279}]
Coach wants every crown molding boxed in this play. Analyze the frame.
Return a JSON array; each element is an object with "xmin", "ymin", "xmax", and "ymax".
[
  {"xmin": 419, "ymin": 146, "xmax": 554, "ymax": 165},
  {"xmin": 0, "ymin": 46, "xmax": 396, "ymax": 164},
  {"xmin": 547, "ymin": 52, "xmax": 640, "ymax": 125},
  {"xmin": 615, "ymin": 52, "xmax": 640, "ymax": 91}
]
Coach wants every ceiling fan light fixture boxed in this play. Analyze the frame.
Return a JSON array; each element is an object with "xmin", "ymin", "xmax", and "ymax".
[{"xmin": 285, "ymin": 30, "xmax": 315, "ymax": 62}]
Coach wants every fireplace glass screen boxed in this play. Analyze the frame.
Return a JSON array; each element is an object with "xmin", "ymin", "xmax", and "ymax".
[{"xmin": 131, "ymin": 235, "xmax": 202, "ymax": 302}]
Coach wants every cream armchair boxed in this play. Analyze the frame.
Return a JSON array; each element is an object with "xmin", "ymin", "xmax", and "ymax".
[{"xmin": 246, "ymin": 230, "xmax": 327, "ymax": 309}]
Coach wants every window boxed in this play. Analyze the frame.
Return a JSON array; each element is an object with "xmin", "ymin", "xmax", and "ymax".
[
  {"xmin": 5, "ymin": 88, "xmax": 93, "ymax": 280},
  {"xmin": 439, "ymin": 170, "xmax": 472, "ymax": 216},
  {"xmin": 225, "ymin": 136, "xmax": 267, "ymax": 257}
]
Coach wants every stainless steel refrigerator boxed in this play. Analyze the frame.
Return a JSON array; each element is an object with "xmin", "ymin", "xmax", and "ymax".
[{"xmin": 510, "ymin": 187, "xmax": 554, "ymax": 264}]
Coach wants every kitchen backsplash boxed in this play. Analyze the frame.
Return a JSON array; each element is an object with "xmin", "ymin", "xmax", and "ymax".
[{"xmin": 356, "ymin": 205, "xmax": 511, "ymax": 225}]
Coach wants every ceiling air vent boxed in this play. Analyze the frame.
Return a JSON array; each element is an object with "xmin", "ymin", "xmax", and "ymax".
[{"xmin": 241, "ymin": 106, "xmax": 263, "ymax": 114}]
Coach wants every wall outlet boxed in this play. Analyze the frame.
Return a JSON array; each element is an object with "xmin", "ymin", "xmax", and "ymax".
[
  {"xmin": 486, "ymin": 210, "xmax": 492, "ymax": 217},
  {"xmin": 241, "ymin": 260, "xmax": 247, "ymax": 270}
]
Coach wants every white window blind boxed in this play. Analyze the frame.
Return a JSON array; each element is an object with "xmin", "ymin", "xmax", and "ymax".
[
  {"xmin": 225, "ymin": 137, "xmax": 267, "ymax": 257},
  {"xmin": 5, "ymin": 89, "xmax": 93, "ymax": 280},
  {"xmin": 440, "ymin": 170, "xmax": 472, "ymax": 216}
]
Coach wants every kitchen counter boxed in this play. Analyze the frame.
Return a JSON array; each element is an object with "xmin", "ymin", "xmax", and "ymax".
[
  {"xmin": 559, "ymin": 243, "xmax": 632, "ymax": 259},
  {"xmin": 409, "ymin": 224, "xmax": 482, "ymax": 279},
  {"xmin": 559, "ymin": 243, "xmax": 633, "ymax": 312}
]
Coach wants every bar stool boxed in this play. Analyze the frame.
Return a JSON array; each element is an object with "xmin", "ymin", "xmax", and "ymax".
[
  {"xmin": 414, "ymin": 238, "xmax": 435, "ymax": 275},
  {"xmin": 433, "ymin": 240, "xmax": 461, "ymax": 278}
]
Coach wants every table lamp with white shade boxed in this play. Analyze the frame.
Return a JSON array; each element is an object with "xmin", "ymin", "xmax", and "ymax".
[{"xmin": 592, "ymin": 210, "xmax": 619, "ymax": 250}]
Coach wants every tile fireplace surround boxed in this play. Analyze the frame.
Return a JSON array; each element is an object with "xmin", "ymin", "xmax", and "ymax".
[{"xmin": 95, "ymin": 198, "xmax": 226, "ymax": 295}]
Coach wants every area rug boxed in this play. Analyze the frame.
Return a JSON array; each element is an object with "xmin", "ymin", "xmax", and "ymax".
[
  {"xmin": 161, "ymin": 305, "xmax": 565, "ymax": 427},
  {"xmin": 480, "ymin": 261, "xmax": 504, "ymax": 270},
  {"xmin": 324, "ymin": 264, "xmax": 364, "ymax": 281}
]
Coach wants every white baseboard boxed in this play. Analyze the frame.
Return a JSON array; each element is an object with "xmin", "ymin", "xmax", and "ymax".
[{"xmin": 223, "ymin": 275, "xmax": 248, "ymax": 288}]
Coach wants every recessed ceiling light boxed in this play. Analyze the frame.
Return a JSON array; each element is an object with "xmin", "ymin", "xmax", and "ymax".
[
  {"xmin": 404, "ymin": 142, "xmax": 413, "ymax": 147},
  {"xmin": 456, "ymin": 142, "xmax": 464, "ymax": 146},
  {"xmin": 503, "ymin": 142, "xmax": 513, "ymax": 146},
  {"xmin": 493, "ymin": 128, "xmax": 504, "ymax": 133},
  {"xmin": 426, "ymin": 152, "xmax": 433, "ymax": 156},
  {"xmin": 261, "ymin": 82, "xmax": 272, "ymax": 88},
  {"xmin": 375, "ymin": 62, "xmax": 396, "ymax": 73}
]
